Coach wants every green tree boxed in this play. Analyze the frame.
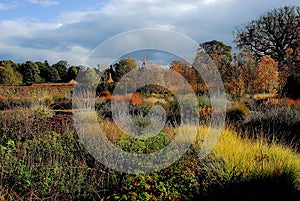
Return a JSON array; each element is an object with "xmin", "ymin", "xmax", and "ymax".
[
  {"xmin": 76, "ymin": 67, "xmax": 99, "ymax": 85},
  {"xmin": 201, "ymin": 40, "xmax": 232, "ymax": 65},
  {"xmin": 65, "ymin": 66, "xmax": 79, "ymax": 82},
  {"xmin": 110, "ymin": 57, "xmax": 137, "ymax": 82},
  {"xmin": 234, "ymin": 6, "xmax": 300, "ymax": 69},
  {"xmin": 36, "ymin": 61, "xmax": 61, "ymax": 83},
  {"xmin": 52, "ymin": 60, "xmax": 69, "ymax": 82},
  {"xmin": 0, "ymin": 60, "xmax": 22, "ymax": 85},
  {"xmin": 18, "ymin": 61, "xmax": 42, "ymax": 84},
  {"xmin": 200, "ymin": 40, "xmax": 234, "ymax": 94}
]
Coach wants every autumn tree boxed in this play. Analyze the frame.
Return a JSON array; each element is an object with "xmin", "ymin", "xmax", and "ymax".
[
  {"xmin": 285, "ymin": 47, "xmax": 300, "ymax": 74},
  {"xmin": 255, "ymin": 55, "xmax": 279, "ymax": 94},
  {"xmin": 169, "ymin": 60, "xmax": 199, "ymax": 94},
  {"xmin": 234, "ymin": 6, "xmax": 300, "ymax": 69},
  {"xmin": 229, "ymin": 49, "xmax": 259, "ymax": 98}
]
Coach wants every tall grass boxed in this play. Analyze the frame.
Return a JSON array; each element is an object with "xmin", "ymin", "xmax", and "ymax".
[{"xmin": 196, "ymin": 126, "xmax": 300, "ymax": 200}]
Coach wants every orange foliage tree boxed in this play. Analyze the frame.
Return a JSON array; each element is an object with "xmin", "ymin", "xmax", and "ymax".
[
  {"xmin": 169, "ymin": 60, "xmax": 199, "ymax": 94},
  {"xmin": 255, "ymin": 55, "xmax": 279, "ymax": 94}
]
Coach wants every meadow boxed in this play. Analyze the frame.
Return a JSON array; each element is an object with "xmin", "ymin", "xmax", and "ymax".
[{"xmin": 0, "ymin": 84, "xmax": 300, "ymax": 201}]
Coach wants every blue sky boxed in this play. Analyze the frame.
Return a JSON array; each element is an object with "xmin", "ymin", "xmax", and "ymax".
[{"xmin": 0, "ymin": 0, "xmax": 299, "ymax": 66}]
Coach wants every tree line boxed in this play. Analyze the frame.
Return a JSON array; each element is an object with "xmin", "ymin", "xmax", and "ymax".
[
  {"xmin": 0, "ymin": 60, "xmax": 80, "ymax": 85},
  {"xmin": 0, "ymin": 6, "xmax": 299, "ymax": 98}
]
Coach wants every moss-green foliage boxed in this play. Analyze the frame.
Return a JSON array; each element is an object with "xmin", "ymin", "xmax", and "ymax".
[{"xmin": 118, "ymin": 132, "xmax": 171, "ymax": 154}]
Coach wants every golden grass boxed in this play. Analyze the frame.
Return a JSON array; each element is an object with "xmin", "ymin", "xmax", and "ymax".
[
  {"xmin": 254, "ymin": 93, "xmax": 277, "ymax": 100},
  {"xmin": 192, "ymin": 126, "xmax": 300, "ymax": 186},
  {"xmin": 144, "ymin": 96, "xmax": 168, "ymax": 105},
  {"xmin": 94, "ymin": 121, "xmax": 300, "ymax": 185}
]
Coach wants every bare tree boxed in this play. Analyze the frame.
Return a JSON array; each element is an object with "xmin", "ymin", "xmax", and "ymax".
[{"xmin": 234, "ymin": 6, "xmax": 300, "ymax": 69}]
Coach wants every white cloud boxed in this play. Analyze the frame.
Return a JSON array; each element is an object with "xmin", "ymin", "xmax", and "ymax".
[
  {"xmin": 0, "ymin": 18, "xmax": 62, "ymax": 38},
  {"xmin": 26, "ymin": 0, "xmax": 59, "ymax": 7},
  {"xmin": 0, "ymin": 18, "xmax": 73, "ymax": 64},
  {"xmin": 0, "ymin": 43, "xmax": 90, "ymax": 66},
  {"xmin": 0, "ymin": 0, "xmax": 299, "ymax": 65},
  {"xmin": 0, "ymin": 3, "xmax": 18, "ymax": 10}
]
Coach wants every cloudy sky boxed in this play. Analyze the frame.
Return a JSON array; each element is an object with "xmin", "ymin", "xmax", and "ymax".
[{"xmin": 0, "ymin": 0, "xmax": 299, "ymax": 66}]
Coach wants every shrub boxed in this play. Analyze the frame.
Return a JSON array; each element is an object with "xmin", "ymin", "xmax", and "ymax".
[
  {"xmin": 242, "ymin": 105, "xmax": 300, "ymax": 150},
  {"xmin": 0, "ymin": 131, "xmax": 119, "ymax": 200},
  {"xmin": 52, "ymin": 94, "xmax": 66, "ymax": 102},
  {"xmin": 50, "ymin": 99, "xmax": 72, "ymax": 110},
  {"xmin": 111, "ymin": 153, "xmax": 201, "ymax": 201},
  {"xmin": 130, "ymin": 93, "xmax": 143, "ymax": 105},
  {"xmin": 283, "ymin": 74, "xmax": 300, "ymax": 99},
  {"xmin": 0, "ymin": 97, "xmax": 32, "ymax": 110},
  {"xmin": 118, "ymin": 132, "xmax": 171, "ymax": 154},
  {"xmin": 97, "ymin": 82, "xmax": 117, "ymax": 94},
  {"xmin": 226, "ymin": 102, "xmax": 249, "ymax": 125},
  {"xmin": 198, "ymin": 96, "xmax": 211, "ymax": 108},
  {"xmin": 98, "ymin": 90, "xmax": 112, "ymax": 102}
]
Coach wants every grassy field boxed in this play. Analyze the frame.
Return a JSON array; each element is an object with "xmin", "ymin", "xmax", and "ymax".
[{"xmin": 0, "ymin": 85, "xmax": 299, "ymax": 200}]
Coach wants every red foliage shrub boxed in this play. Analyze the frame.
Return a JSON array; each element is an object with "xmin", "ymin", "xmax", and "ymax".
[
  {"xmin": 130, "ymin": 93, "xmax": 143, "ymax": 105},
  {"xmin": 46, "ymin": 114, "xmax": 74, "ymax": 134}
]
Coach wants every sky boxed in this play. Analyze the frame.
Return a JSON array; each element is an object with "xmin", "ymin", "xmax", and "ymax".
[{"xmin": 0, "ymin": 0, "xmax": 299, "ymax": 67}]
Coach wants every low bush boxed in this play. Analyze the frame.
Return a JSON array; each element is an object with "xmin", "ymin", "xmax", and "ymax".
[
  {"xmin": 97, "ymin": 82, "xmax": 117, "ymax": 94},
  {"xmin": 282, "ymin": 74, "xmax": 300, "ymax": 99},
  {"xmin": 0, "ymin": 131, "xmax": 119, "ymax": 200},
  {"xmin": 0, "ymin": 97, "xmax": 32, "ymax": 110},
  {"xmin": 242, "ymin": 105, "xmax": 300, "ymax": 150},
  {"xmin": 226, "ymin": 102, "xmax": 249, "ymax": 127},
  {"xmin": 118, "ymin": 132, "xmax": 171, "ymax": 154},
  {"xmin": 111, "ymin": 153, "xmax": 202, "ymax": 201},
  {"xmin": 50, "ymin": 99, "xmax": 72, "ymax": 110}
]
